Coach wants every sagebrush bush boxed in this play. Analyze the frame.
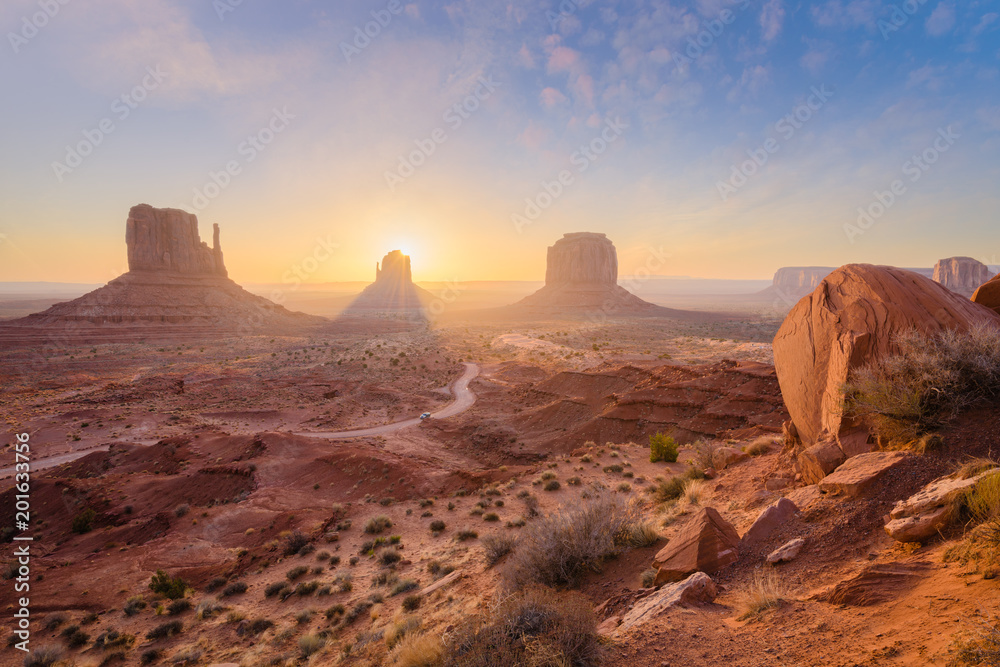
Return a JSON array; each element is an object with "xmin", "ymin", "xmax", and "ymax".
[
  {"xmin": 481, "ymin": 533, "xmax": 517, "ymax": 567},
  {"xmin": 23, "ymin": 645, "xmax": 63, "ymax": 667},
  {"xmin": 366, "ymin": 515, "xmax": 393, "ymax": 534},
  {"xmin": 148, "ymin": 570, "xmax": 187, "ymax": 600},
  {"xmin": 649, "ymin": 432, "xmax": 678, "ymax": 463},
  {"xmin": 500, "ymin": 492, "xmax": 645, "ymax": 589},
  {"xmin": 394, "ymin": 632, "xmax": 443, "ymax": 667},
  {"xmin": 444, "ymin": 587, "xmax": 601, "ymax": 667},
  {"xmin": 845, "ymin": 326, "xmax": 1000, "ymax": 445}
]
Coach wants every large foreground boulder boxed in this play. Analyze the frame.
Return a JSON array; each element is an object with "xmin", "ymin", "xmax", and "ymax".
[
  {"xmin": 773, "ymin": 264, "xmax": 1000, "ymax": 448},
  {"xmin": 652, "ymin": 507, "xmax": 740, "ymax": 584},
  {"xmin": 817, "ymin": 451, "xmax": 911, "ymax": 498},
  {"xmin": 973, "ymin": 273, "xmax": 1000, "ymax": 316}
]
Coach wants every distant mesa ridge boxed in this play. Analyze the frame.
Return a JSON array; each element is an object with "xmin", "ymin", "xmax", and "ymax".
[
  {"xmin": 343, "ymin": 249, "xmax": 432, "ymax": 314},
  {"xmin": 932, "ymin": 256, "xmax": 992, "ymax": 298},
  {"xmin": 5, "ymin": 204, "xmax": 319, "ymax": 334},
  {"xmin": 544, "ymin": 232, "xmax": 618, "ymax": 286}
]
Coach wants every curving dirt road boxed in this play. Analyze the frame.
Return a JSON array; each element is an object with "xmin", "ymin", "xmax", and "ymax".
[
  {"xmin": 0, "ymin": 364, "xmax": 480, "ymax": 479},
  {"xmin": 294, "ymin": 362, "xmax": 480, "ymax": 440}
]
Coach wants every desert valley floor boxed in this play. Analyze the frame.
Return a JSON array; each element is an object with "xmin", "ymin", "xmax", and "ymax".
[{"xmin": 1, "ymin": 313, "xmax": 999, "ymax": 667}]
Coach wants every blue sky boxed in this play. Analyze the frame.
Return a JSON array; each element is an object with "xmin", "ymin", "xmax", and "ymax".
[{"xmin": 0, "ymin": 0, "xmax": 997, "ymax": 284}]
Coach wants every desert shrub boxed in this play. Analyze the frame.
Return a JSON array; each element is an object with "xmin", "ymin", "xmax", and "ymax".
[
  {"xmin": 344, "ymin": 601, "xmax": 373, "ymax": 625},
  {"xmin": 283, "ymin": 530, "xmax": 310, "ymax": 556},
  {"xmin": 379, "ymin": 548, "xmax": 402, "ymax": 566},
  {"xmin": 43, "ymin": 613, "xmax": 67, "ymax": 631},
  {"xmin": 543, "ymin": 480, "xmax": 561, "ymax": 492},
  {"xmin": 243, "ymin": 619, "xmax": 274, "ymax": 636},
  {"xmin": 325, "ymin": 604, "xmax": 346, "ymax": 620},
  {"xmin": 264, "ymin": 581, "xmax": 288, "ymax": 598},
  {"xmin": 205, "ymin": 576, "xmax": 227, "ymax": 592},
  {"xmin": 149, "ymin": 570, "xmax": 187, "ymax": 600},
  {"xmin": 844, "ymin": 326, "xmax": 1000, "ymax": 445},
  {"xmin": 394, "ymin": 632, "xmax": 443, "ymax": 666},
  {"xmin": 298, "ymin": 634, "xmax": 325, "ymax": 657},
  {"xmin": 744, "ymin": 436, "xmax": 775, "ymax": 457},
  {"xmin": 683, "ymin": 479, "xmax": 707, "ymax": 506},
  {"xmin": 949, "ymin": 616, "xmax": 1000, "ymax": 666},
  {"xmin": 429, "ymin": 520, "xmax": 446, "ymax": 533},
  {"xmin": 23, "ymin": 645, "xmax": 63, "ymax": 667},
  {"xmin": 220, "ymin": 581, "xmax": 247, "ymax": 597},
  {"xmin": 71, "ymin": 508, "xmax": 96, "ymax": 534},
  {"xmin": 483, "ymin": 512, "xmax": 501, "ymax": 522},
  {"xmin": 481, "ymin": 533, "xmax": 517, "ymax": 567},
  {"xmin": 140, "ymin": 649, "xmax": 160, "ymax": 665},
  {"xmin": 391, "ymin": 579, "xmax": 419, "ymax": 596},
  {"xmin": 62, "ymin": 625, "xmax": 89, "ymax": 648},
  {"xmin": 295, "ymin": 610, "xmax": 313, "ymax": 624},
  {"xmin": 174, "ymin": 503, "xmax": 189, "ymax": 518},
  {"xmin": 444, "ymin": 587, "xmax": 601, "ymax": 667},
  {"xmin": 623, "ymin": 520, "xmax": 660, "ymax": 548},
  {"xmin": 146, "ymin": 620, "xmax": 183, "ymax": 640},
  {"xmin": 94, "ymin": 630, "xmax": 134, "ymax": 650},
  {"xmin": 295, "ymin": 581, "xmax": 319, "ymax": 596},
  {"xmin": 640, "ymin": 568, "xmax": 657, "ymax": 588},
  {"xmin": 386, "ymin": 616, "xmax": 422, "ymax": 650},
  {"xmin": 195, "ymin": 600, "xmax": 221, "ymax": 620},
  {"xmin": 402, "ymin": 595, "xmax": 422, "ymax": 612},
  {"xmin": 500, "ymin": 492, "xmax": 646, "ymax": 589},
  {"xmin": 455, "ymin": 529, "xmax": 478, "ymax": 542},
  {"xmin": 521, "ymin": 495, "xmax": 540, "ymax": 517},
  {"xmin": 365, "ymin": 515, "xmax": 393, "ymax": 534},
  {"xmin": 171, "ymin": 646, "xmax": 202, "ymax": 664},
  {"xmin": 372, "ymin": 571, "xmax": 399, "ymax": 588},
  {"xmin": 737, "ymin": 569, "xmax": 788, "ymax": 621},
  {"xmin": 286, "ymin": 565, "xmax": 309, "ymax": 581},
  {"xmin": 649, "ymin": 432, "xmax": 679, "ymax": 463},
  {"xmin": 602, "ymin": 464, "xmax": 623, "ymax": 474},
  {"xmin": 122, "ymin": 595, "xmax": 147, "ymax": 616},
  {"xmin": 167, "ymin": 599, "xmax": 191, "ymax": 615},
  {"xmin": 688, "ymin": 440, "xmax": 721, "ymax": 470}
]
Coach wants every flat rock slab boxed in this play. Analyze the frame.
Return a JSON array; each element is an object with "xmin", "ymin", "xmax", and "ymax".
[
  {"xmin": 819, "ymin": 451, "xmax": 912, "ymax": 498},
  {"xmin": 885, "ymin": 468, "xmax": 998, "ymax": 542},
  {"xmin": 616, "ymin": 572, "xmax": 717, "ymax": 634}
]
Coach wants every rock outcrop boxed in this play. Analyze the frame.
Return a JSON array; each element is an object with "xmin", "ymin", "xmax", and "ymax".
[
  {"xmin": 973, "ymin": 273, "xmax": 1000, "ymax": 315},
  {"xmin": 343, "ymin": 250, "xmax": 434, "ymax": 315},
  {"xmin": 125, "ymin": 204, "xmax": 227, "ymax": 276},
  {"xmin": 767, "ymin": 538, "xmax": 806, "ymax": 564},
  {"xmin": 742, "ymin": 497, "xmax": 798, "ymax": 544},
  {"xmin": 510, "ymin": 233, "xmax": 703, "ymax": 319},
  {"xmin": 932, "ymin": 257, "xmax": 992, "ymax": 297},
  {"xmin": 652, "ymin": 507, "xmax": 740, "ymax": 584},
  {"xmin": 7, "ymin": 205, "xmax": 321, "ymax": 337},
  {"xmin": 769, "ymin": 267, "xmax": 836, "ymax": 300},
  {"xmin": 884, "ymin": 468, "xmax": 998, "ymax": 542},
  {"xmin": 615, "ymin": 573, "xmax": 718, "ymax": 634},
  {"xmin": 545, "ymin": 232, "xmax": 617, "ymax": 285},
  {"xmin": 818, "ymin": 451, "xmax": 911, "ymax": 498},
  {"xmin": 773, "ymin": 264, "xmax": 1000, "ymax": 449}
]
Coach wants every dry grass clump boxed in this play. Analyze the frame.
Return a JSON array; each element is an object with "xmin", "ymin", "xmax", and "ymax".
[
  {"xmin": 499, "ymin": 492, "xmax": 646, "ymax": 589},
  {"xmin": 949, "ymin": 616, "xmax": 1000, "ymax": 666},
  {"xmin": 744, "ymin": 436, "xmax": 776, "ymax": 457},
  {"xmin": 736, "ymin": 569, "xmax": 788, "ymax": 621},
  {"xmin": 365, "ymin": 515, "xmax": 393, "ymax": 534},
  {"xmin": 444, "ymin": 587, "xmax": 602, "ymax": 667},
  {"xmin": 392, "ymin": 632, "xmax": 444, "ymax": 667},
  {"xmin": 682, "ymin": 479, "xmax": 707, "ymax": 506},
  {"xmin": 844, "ymin": 326, "xmax": 1000, "ymax": 446}
]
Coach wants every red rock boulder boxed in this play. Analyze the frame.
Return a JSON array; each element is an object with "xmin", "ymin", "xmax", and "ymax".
[
  {"xmin": 653, "ymin": 507, "xmax": 740, "ymax": 584},
  {"xmin": 972, "ymin": 273, "xmax": 1000, "ymax": 316},
  {"xmin": 773, "ymin": 264, "xmax": 1000, "ymax": 448}
]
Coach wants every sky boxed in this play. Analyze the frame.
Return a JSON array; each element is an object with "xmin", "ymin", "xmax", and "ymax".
[{"xmin": 0, "ymin": 0, "xmax": 998, "ymax": 285}]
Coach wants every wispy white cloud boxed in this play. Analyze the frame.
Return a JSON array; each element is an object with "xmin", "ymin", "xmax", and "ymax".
[
  {"xmin": 760, "ymin": 0, "xmax": 785, "ymax": 41},
  {"xmin": 925, "ymin": 2, "xmax": 956, "ymax": 37}
]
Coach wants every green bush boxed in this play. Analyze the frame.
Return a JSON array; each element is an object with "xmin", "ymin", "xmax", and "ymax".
[
  {"xmin": 148, "ymin": 570, "xmax": 187, "ymax": 600},
  {"xmin": 649, "ymin": 432, "xmax": 679, "ymax": 463}
]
